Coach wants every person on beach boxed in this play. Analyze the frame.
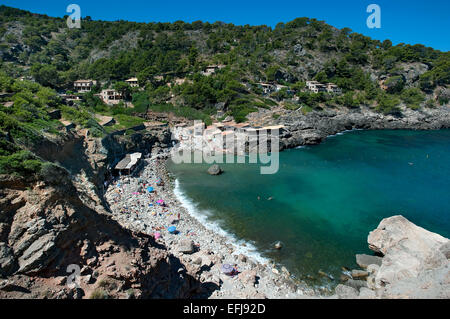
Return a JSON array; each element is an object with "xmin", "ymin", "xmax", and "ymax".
[{"xmin": 228, "ymin": 264, "xmax": 239, "ymax": 276}]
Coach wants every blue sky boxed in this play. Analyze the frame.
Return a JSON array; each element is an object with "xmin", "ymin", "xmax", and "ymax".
[{"xmin": 2, "ymin": 0, "xmax": 449, "ymax": 51}]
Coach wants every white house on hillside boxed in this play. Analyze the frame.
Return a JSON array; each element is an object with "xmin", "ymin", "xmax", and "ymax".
[
  {"xmin": 99, "ymin": 89, "xmax": 123, "ymax": 105},
  {"xmin": 306, "ymin": 81, "xmax": 341, "ymax": 94},
  {"xmin": 125, "ymin": 77, "xmax": 139, "ymax": 88},
  {"xmin": 306, "ymin": 81, "xmax": 327, "ymax": 93},
  {"xmin": 74, "ymin": 80, "xmax": 97, "ymax": 93}
]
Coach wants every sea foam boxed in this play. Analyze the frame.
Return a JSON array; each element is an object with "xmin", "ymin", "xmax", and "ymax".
[{"xmin": 173, "ymin": 179, "xmax": 269, "ymax": 265}]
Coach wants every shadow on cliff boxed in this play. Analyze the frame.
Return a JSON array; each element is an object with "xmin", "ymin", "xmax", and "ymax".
[{"xmin": 0, "ymin": 171, "xmax": 219, "ymax": 299}]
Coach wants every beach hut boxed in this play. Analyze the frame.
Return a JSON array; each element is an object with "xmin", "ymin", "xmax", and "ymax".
[{"xmin": 114, "ymin": 152, "xmax": 142, "ymax": 175}]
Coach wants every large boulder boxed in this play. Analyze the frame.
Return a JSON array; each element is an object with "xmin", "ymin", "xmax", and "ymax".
[
  {"xmin": 335, "ymin": 284, "xmax": 359, "ymax": 299},
  {"xmin": 368, "ymin": 215, "xmax": 448, "ymax": 256},
  {"xmin": 17, "ymin": 232, "xmax": 58, "ymax": 273},
  {"xmin": 358, "ymin": 287, "xmax": 377, "ymax": 299},
  {"xmin": 0, "ymin": 243, "xmax": 15, "ymax": 276},
  {"xmin": 177, "ymin": 240, "xmax": 195, "ymax": 254},
  {"xmin": 351, "ymin": 269, "xmax": 369, "ymax": 279},
  {"xmin": 344, "ymin": 279, "xmax": 368, "ymax": 291},
  {"xmin": 367, "ymin": 215, "xmax": 449, "ymax": 295},
  {"xmin": 355, "ymin": 254, "xmax": 382, "ymax": 269},
  {"xmin": 207, "ymin": 165, "xmax": 223, "ymax": 176},
  {"xmin": 238, "ymin": 270, "xmax": 258, "ymax": 286}
]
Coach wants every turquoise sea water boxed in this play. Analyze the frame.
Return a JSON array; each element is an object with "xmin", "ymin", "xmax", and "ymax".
[{"xmin": 167, "ymin": 130, "xmax": 450, "ymax": 285}]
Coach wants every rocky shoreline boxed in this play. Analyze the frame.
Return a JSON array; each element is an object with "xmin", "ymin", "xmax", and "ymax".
[{"xmin": 274, "ymin": 105, "xmax": 450, "ymax": 149}]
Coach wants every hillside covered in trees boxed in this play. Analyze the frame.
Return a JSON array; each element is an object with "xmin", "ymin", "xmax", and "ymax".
[
  {"xmin": 1, "ymin": 5, "xmax": 449, "ymax": 115},
  {"xmin": 1, "ymin": 5, "xmax": 449, "ymax": 175}
]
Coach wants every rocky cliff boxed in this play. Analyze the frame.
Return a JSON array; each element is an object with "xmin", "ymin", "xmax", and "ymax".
[
  {"xmin": 334, "ymin": 215, "xmax": 449, "ymax": 299},
  {"xmin": 0, "ymin": 127, "xmax": 216, "ymax": 299}
]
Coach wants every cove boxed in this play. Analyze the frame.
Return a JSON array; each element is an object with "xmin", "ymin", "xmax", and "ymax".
[{"xmin": 167, "ymin": 129, "xmax": 450, "ymax": 287}]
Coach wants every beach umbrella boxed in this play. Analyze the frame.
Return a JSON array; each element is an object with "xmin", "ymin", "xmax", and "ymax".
[
  {"xmin": 167, "ymin": 226, "xmax": 176, "ymax": 233},
  {"xmin": 220, "ymin": 264, "xmax": 233, "ymax": 274},
  {"xmin": 154, "ymin": 232, "xmax": 161, "ymax": 239},
  {"xmin": 147, "ymin": 187, "xmax": 154, "ymax": 192},
  {"xmin": 157, "ymin": 199, "xmax": 165, "ymax": 206}
]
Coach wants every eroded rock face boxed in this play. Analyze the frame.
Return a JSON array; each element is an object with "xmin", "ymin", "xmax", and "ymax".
[
  {"xmin": 398, "ymin": 62, "xmax": 429, "ymax": 85},
  {"xmin": 0, "ymin": 128, "xmax": 213, "ymax": 299},
  {"xmin": 333, "ymin": 215, "xmax": 449, "ymax": 299},
  {"xmin": 0, "ymin": 243, "xmax": 14, "ymax": 275},
  {"xmin": 368, "ymin": 215, "xmax": 449, "ymax": 297}
]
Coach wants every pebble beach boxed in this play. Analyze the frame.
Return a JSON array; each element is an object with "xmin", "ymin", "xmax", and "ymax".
[{"xmin": 103, "ymin": 153, "xmax": 326, "ymax": 299}]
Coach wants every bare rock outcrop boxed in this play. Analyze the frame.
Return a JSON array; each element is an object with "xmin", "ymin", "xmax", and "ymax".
[
  {"xmin": 333, "ymin": 215, "xmax": 449, "ymax": 299},
  {"xmin": 0, "ymin": 127, "xmax": 213, "ymax": 299},
  {"xmin": 367, "ymin": 215, "xmax": 449, "ymax": 298}
]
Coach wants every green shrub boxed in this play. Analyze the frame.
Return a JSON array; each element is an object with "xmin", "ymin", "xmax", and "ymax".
[
  {"xmin": 284, "ymin": 102, "xmax": 300, "ymax": 111},
  {"xmin": 114, "ymin": 114, "xmax": 144, "ymax": 128},
  {"xmin": 89, "ymin": 288, "xmax": 109, "ymax": 299},
  {"xmin": 425, "ymin": 99, "xmax": 436, "ymax": 108},
  {"xmin": 148, "ymin": 104, "xmax": 212, "ymax": 126},
  {"xmin": 0, "ymin": 150, "xmax": 42, "ymax": 176},
  {"xmin": 39, "ymin": 162, "xmax": 68, "ymax": 184},
  {"xmin": 376, "ymin": 93, "xmax": 401, "ymax": 115},
  {"xmin": 301, "ymin": 105, "xmax": 313, "ymax": 115},
  {"xmin": 401, "ymin": 88, "xmax": 425, "ymax": 110},
  {"xmin": 384, "ymin": 76, "xmax": 405, "ymax": 93}
]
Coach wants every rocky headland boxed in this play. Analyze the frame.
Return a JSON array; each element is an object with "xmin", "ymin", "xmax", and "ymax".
[{"xmin": 273, "ymin": 105, "xmax": 450, "ymax": 149}]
